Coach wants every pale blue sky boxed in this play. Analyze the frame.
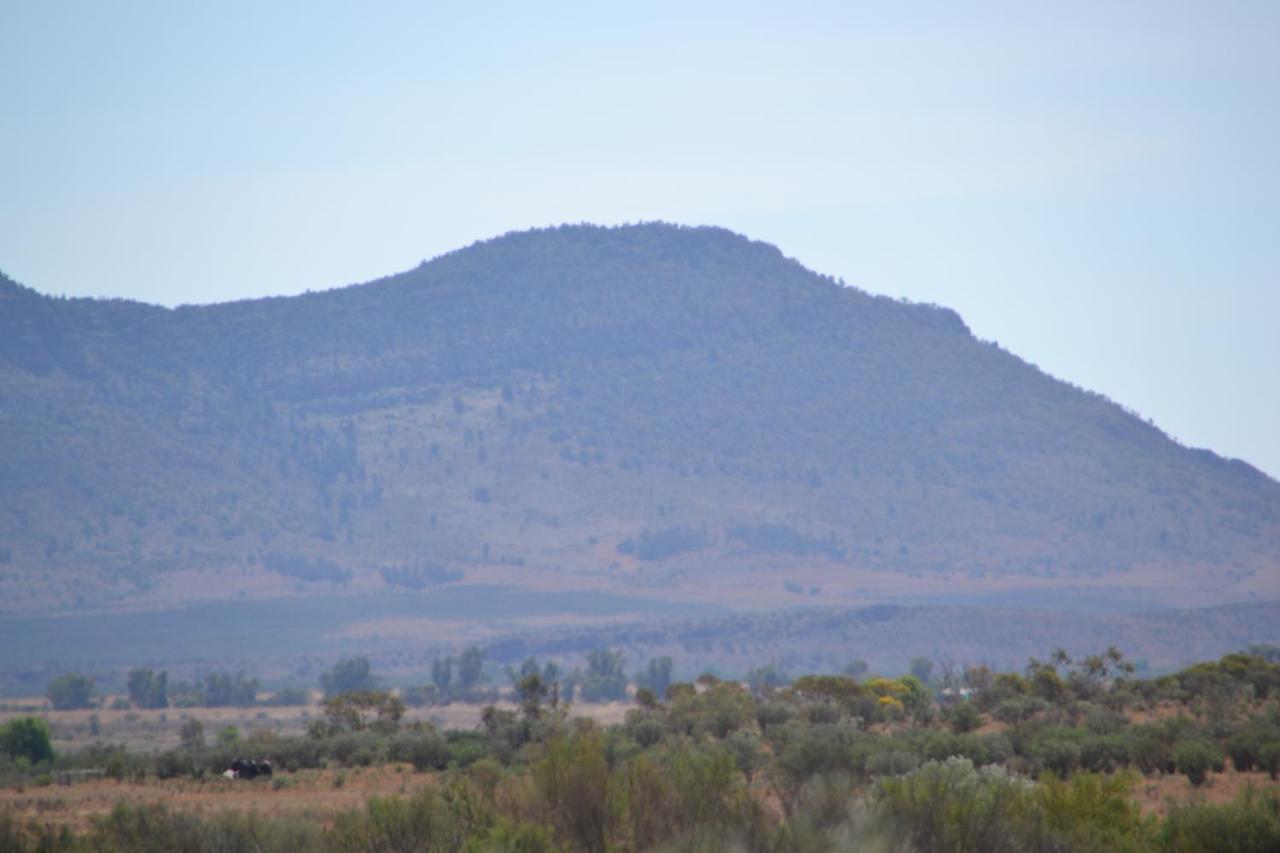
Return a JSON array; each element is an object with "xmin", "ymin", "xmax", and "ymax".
[{"xmin": 3, "ymin": 2, "xmax": 1278, "ymax": 476}]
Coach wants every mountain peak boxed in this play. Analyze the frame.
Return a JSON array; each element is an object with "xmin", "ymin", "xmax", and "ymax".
[{"xmin": 1, "ymin": 226, "xmax": 1276, "ymax": 616}]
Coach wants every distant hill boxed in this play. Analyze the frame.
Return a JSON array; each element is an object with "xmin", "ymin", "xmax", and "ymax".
[{"xmin": 2, "ymin": 223, "xmax": 1278, "ymax": 614}]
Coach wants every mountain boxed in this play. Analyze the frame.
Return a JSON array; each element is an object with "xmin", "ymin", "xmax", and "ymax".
[{"xmin": 2, "ymin": 223, "xmax": 1278, "ymax": 616}]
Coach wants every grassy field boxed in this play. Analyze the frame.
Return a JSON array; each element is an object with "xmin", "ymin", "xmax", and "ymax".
[
  {"xmin": 0, "ymin": 698, "xmax": 632, "ymax": 756},
  {"xmin": 3, "ymin": 752, "xmax": 1277, "ymax": 834}
]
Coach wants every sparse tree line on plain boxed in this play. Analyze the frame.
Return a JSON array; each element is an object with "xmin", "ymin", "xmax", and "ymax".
[
  {"xmin": 37, "ymin": 645, "xmax": 668, "ymax": 713},
  {"xmin": 3, "ymin": 645, "xmax": 1280, "ymax": 850}
]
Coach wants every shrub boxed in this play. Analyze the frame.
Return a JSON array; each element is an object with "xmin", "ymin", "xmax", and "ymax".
[
  {"xmin": 388, "ymin": 730, "xmax": 450, "ymax": 772},
  {"xmin": 269, "ymin": 736, "xmax": 324, "ymax": 772},
  {"xmin": 46, "ymin": 673, "xmax": 95, "ymax": 710},
  {"xmin": 865, "ymin": 746, "xmax": 920, "ymax": 778},
  {"xmin": 725, "ymin": 731, "xmax": 764, "ymax": 777},
  {"xmin": 876, "ymin": 757, "xmax": 1037, "ymax": 853},
  {"xmin": 533, "ymin": 730, "xmax": 611, "ymax": 853},
  {"xmin": 1175, "ymin": 741, "xmax": 1219, "ymax": 787},
  {"xmin": 88, "ymin": 802, "xmax": 323, "ymax": 852},
  {"xmin": 127, "ymin": 668, "xmax": 168, "ymax": 709},
  {"xmin": 320, "ymin": 658, "xmax": 376, "ymax": 698},
  {"xmin": 756, "ymin": 701, "xmax": 794, "ymax": 731},
  {"xmin": 993, "ymin": 696, "xmax": 1047, "ymax": 724},
  {"xmin": 1129, "ymin": 731, "xmax": 1175, "ymax": 775},
  {"xmin": 630, "ymin": 718, "xmax": 665, "ymax": 748},
  {"xmin": 774, "ymin": 724, "xmax": 863, "ymax": 788},
  {"xmin": 445, "ymin": 731, "xmax": 489, "ymax": 768},
  {"xmin": 948, "ymin": 702, "xmax": 981, "ymax": 734},
  {"xmin": 1227, "ymin": 729, "xmax": 1271, "ymax": 772},
  {"xmin": 0, "ymin": 717, "xmax": 54, "ymax": 764},
  {"xmin": 329, "ymin": 782, "xmax": 488, "ymax": 852},
  {"xmin": 1259, "ymin": 742, "xmax": 1280, "ymax": 780},
  {"xmin": 1079, "ymin": 734, "xmax": 1130, "ymax": 773},
  {"xmin": 1034, "ymin": 772, "xmax": 1149, "ymax": 851},
  {"xmin": 1160, "ymin": 788, "xmax": 1280, "ymax": 852}
]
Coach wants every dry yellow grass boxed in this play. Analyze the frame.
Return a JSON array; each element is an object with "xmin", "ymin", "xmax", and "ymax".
[{"xmin": 0, "ymin": 765, "xmax": 426, "ymax": 832}]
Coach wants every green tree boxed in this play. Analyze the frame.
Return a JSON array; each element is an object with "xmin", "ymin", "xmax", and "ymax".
[
  {"xmin": 46, "ymin": 672, "xmax": 95, "ymax": 710},
  {"xmin": 635, "ymin": 657, "xmax": 674, "ymax": 698},
  {"xmin": 321, "ymin": 691, "xmax": 405, "ymax": 735},
  {"xmin": 127, "ymin": 668, "xmax": 168, "ymax": 709},
  {"xmin": 321, "ymin": 657, "xmax": 376, "ymax": 697},
  {"xmin": 517, "ymin": 673, "xmax": 548, "ymax": 721},
  {"xmin": 909, "ymin": 657, "xmax": 935, "ymax": 684},
  {"xmin": 431, "ymin": 657, "xmax": 454, "ymax": 693},
  {"xmin": 579, "ymin": 649, "xmax": 627, "ymax": 702},
  {"xmin": 1, "ymin": 716, "xmax": 54, "ymax": 763},
  {"xmin": 202, "ymin": 671, "xmax": 259, "ymax": 707},
  {"xmin": 457, "ymin": 647, "xmax": 485, "ymax": 690}
]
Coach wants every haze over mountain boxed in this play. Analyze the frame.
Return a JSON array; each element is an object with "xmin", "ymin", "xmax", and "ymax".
[{"xmin": 2, "ymin": 223, "xmax": 1278, "ymax": 620}]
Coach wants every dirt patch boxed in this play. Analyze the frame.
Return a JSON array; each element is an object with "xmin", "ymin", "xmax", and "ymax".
[
  {"xmin": 0, "ymin": 765, "xmax": 425, "ymax": 832},
  {"xmin": 1133, "ymin": 769, "xmax": 1280, "ymax": 816}
]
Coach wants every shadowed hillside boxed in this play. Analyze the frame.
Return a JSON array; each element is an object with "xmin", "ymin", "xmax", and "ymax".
[{"xmin": 1, "ymin": 223, "xmax": 1277, "ymax": 614}]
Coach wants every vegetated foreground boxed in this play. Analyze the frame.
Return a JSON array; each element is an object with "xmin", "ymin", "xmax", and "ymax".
[{"xmin": 4, "ymin": 647, "xmax": 1280, "ymax": 851}]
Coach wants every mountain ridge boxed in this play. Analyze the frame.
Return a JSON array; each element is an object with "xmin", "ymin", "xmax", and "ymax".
[{"xmin": 1, "ymin": 223, "xmax": 1277, "ymax": 616}]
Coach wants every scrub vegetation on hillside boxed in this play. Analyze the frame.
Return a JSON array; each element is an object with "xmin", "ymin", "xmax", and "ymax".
[{"xmin": 2, "ymin": 224, "xmax": 1278, "ymax": 613}]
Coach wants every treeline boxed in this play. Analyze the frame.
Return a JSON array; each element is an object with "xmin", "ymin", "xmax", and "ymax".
[
  {"xmin": 5, "ymin": 647, "xmax": 1280, "ymax": 850},
  {"xmin": 44, "ymin": 668, "xmax": 305, "ymax": 712}
]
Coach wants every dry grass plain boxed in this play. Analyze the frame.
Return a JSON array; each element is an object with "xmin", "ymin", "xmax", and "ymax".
[
  {"xmin": 4, "ymin": 761, "xmax": 1278, "ymax": 834},
  {"xmin": 0, "ymin": 697, "xmax": 632, "ymax": 755},
  {"xmin": 0, "ymin": 765, "xmax": 424, "ymax": 833}
]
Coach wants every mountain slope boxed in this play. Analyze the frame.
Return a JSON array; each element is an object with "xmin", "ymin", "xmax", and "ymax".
[{"xmin": 1, "ymin": 223, "xmax": 1277, "ymax": 614}]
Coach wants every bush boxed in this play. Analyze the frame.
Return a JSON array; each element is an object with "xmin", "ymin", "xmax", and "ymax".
[
  {"xmin": 1259, "ymin": 742, "xmax": 1280, "ymax": 780},
  {"xmin": 321, "ymin": 658, "xmax": 376, "ymax": 697},
  {"xmin": 445, "ymin": 731, "xmax": 489, "ymax": 768},
  {"xmin": 127, "ymin": 668, "xmax": 168, "ymax": 709},
  {"xmin": 389, "ymin": 730, "xmax": 450, "ymax": 772},
  {"xmin": 911, "ymin": 731, "xmax": 990, "ymax": 766},
  {"xmin": 1079, "ymin": 734, "xmax": 1129, "ymax": 773},
  {"xmin": 756, "ymin": 701, "xmax": 794, "ymax": 731},
  {"xmin": 1227, "ymin": 729, "xmax": 1274, "ymax": 772},
  {"xmin": 533, "ymin": 730, "xmax": 611, "ymax": 853},
  {"xmin": 1034, "ymin": 772, "xmax": 1149, "ymax": 851},
  {"xmin": 865, "ymin": 746, "xmax": 920, "ymax": 778},
  {"xmin": 329, "ymin": 782, "xmax": 488, "ymax": 853},
  {"xmin": 1, "ymin": 717, "xmax": 54, "ymax": 764},
  {"xmin": 88, "ymin": 802, "xmax": 323, "ymax": 852},
  {"xmin": 269, "ymin": 736, "xmax": 324, "ymax": 772},
  {"xmin": 1129, "ymin": 731, "xmax": 1175, "ymax": 775},
  {"xmin": 948, "ymin": 702, "xmax": 981, "ymax": 734},
  {"xmin": 46, "ymin": 673, "xmax": 95, "ymax": 710},
  {"xmin": 725, "ymin": 731, "xmax": 764, "ymax": 777},
  {"xmin": 1160, "ymin": 788, "xmax": 1280, "ymax": 852},
  {"xmin": 774, "ymin": 724, "xmax": 864, "ymax": 787},
  {"xmin": 630, "ymin": 718, "xmax": 665, "ymax": 748},
  {"xmin": 154, "ymin": 749, "xmax": 195, "ymax": 780},
  {"xmin": 876, "ymin": 757, "xmax": 1037, "ymax": 853},
  {"xmin": 1175, "ymin": 740, "xmax": 1219, "ymax": 787},
  {"xmin": 326, "ymin": 732, "xmax": 383, "ymax": 767}
]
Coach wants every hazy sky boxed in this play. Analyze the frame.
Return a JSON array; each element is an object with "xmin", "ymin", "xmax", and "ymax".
[{"xmin": 3, "ymin": 2, "xmax": 1278, "ymax": 477}]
